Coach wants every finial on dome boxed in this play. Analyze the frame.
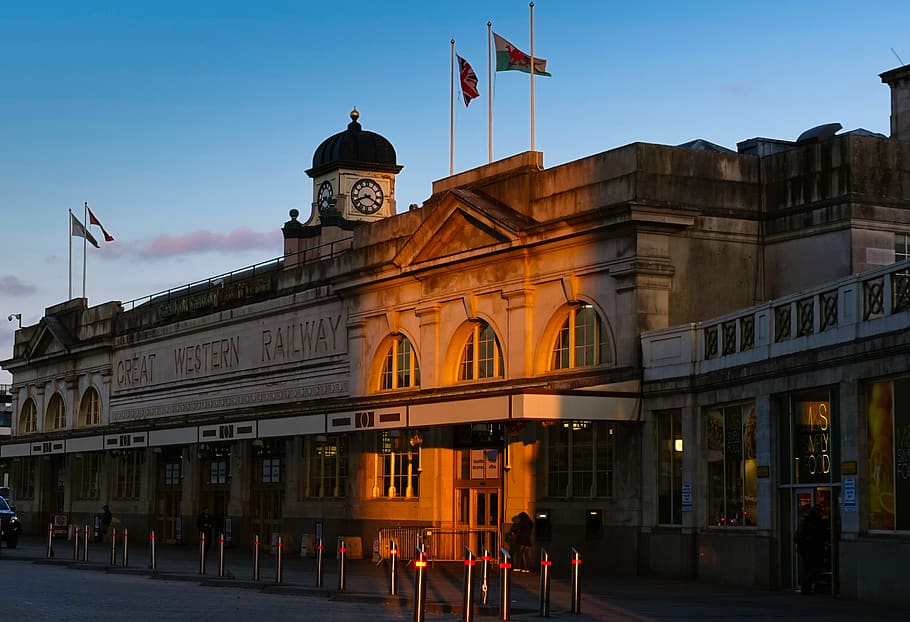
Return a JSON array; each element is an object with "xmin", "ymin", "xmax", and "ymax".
[
  {"xmin": 289, "ymin": 208, "xmax": 299, "ymax": 220},
  {"xmin": 348, "ymin": 106, "xmax": 361, "ymax": 131}
]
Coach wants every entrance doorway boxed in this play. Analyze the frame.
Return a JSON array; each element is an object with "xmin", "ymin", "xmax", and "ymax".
[
  {"xmin": 456, "ymin": 487, "xmax": 501, "ymax": 555},
  {"xmin": 791, "ymin": 487, "xmax": 836, "ymax": 594}
]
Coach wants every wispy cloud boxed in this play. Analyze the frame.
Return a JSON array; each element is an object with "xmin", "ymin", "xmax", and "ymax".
[
  {"xmin": 88, "ymin": 227, "xmax": 282, "ymax": 261},
  {"xmin": 0, "ymin": 275, "xmax": 38, "ymax": 296}
]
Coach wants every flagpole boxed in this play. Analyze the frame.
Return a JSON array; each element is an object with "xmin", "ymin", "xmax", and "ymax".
[
  {"xmin": 82, "ymin": 201, "xmax": 88, "ymax": 299},
  {"xmin": 529, "ymin": 2, "xmax": 536, "ymax": 152},
  {"xmin": 68, "ymin": 210, "xmax": 73, "ymax": 300},
  {"xmin": 487, "ymin": 21, "xmax": 493, "ymax": 163},
  {"xmin": 450, "ymin": 39, "xmax": 455, "ymax": 176}
]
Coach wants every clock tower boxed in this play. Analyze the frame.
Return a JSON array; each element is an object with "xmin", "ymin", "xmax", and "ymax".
[{"xmin": 303, "ymin": 108, "xmax": 403, "ymax": 226}]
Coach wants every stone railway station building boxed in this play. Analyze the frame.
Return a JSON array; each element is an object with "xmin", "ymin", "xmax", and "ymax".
[{"xmin": 4, "ymin": 65, "xmax": 910, "ymax": 607}]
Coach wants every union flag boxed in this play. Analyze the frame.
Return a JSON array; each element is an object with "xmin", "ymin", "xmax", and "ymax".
[{"xmin": 457, "ymin": 54, "xmax": 480, "ymax": 106}]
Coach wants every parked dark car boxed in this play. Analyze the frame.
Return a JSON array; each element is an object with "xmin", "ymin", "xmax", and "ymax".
[{"xmin": 0, "ymin": 496, "xmax": 21, "ymax": 548}]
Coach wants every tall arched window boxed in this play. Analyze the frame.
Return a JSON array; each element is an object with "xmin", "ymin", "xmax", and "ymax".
[
  {"xmin": 379, "ymin": 335, "xmax": 420, "ymax": 391},
  {"xmin": 19, "ymin": 398, "xmax": 37, "ymax": 434},
  {"xmin": 79, "ymin": 387, "xmax": 101, "ymax": 427},
  {"xmin": 458, "ymin": 321, "xmax": 504, "ymax": 381},
  {"xmin": 551, "ymin": 304, "xmax": 612, "ymax": 370},
  {"xmin": 46, "ymin": 393, "xmax": 66, "ymax": 431}
]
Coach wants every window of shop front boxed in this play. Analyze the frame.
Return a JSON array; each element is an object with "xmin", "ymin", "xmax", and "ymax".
[
  {"xmin": 302, "ymin": 435, "xmax": 348, "ymax": 498},
  {"xmin": 546, "ymin": 420, "xmax": 615, "ymax": 498},
  {"xmin": 164, "ymin": 461, "xmax": 181, "ymax": 486},
  {"xmin": 18, "ymin": 398, "xmax": 36, "ymax": 434},
  {"xmin": 12, "ymin": 457, "xmax": 35, "ymax": 499},
  {"xmin": 551, "ymin": 304, "xmax": 612, "ymax": 370},
  {"xmin": 46, "ymin": 393, "xmax": 66, "ymax": 431},
  {"xmin": 705, "ymin": 403, "xmax": 757, "ymax": 527},
  {"xmin": 262, "ymin": 457, "xmax": 281, "ymax": 484},
  {"xmin": 78, "ymin": 454, "xmax": 101, "ymax": 499},
  {"xmin": 379, "ymin": 335, "xmax": 420, "ymax": 390},
  {"xmin": 657, "ymin": 410, "xmax": 683, "ymax": 525},
  {"xmin": 868, "ymin": 380, "xmax": 910, "ymax": 531},
  {"xmin": 373, "ymin": 430, "xmax": 420, "ymax": 498},
  {"xmin": 458, "ymin": 321, "xmax": 504, "ymax": 381},
  {"xmin": 113, "ymin": 451, "xmax": 142, "ymax": 500},
  {"xmin": 79, "ymin": 388, "xmax": 101, "ymax": 427},
  {"xmin": 209, "ymin": 460, "xmax": 228, "ymax": 485}
]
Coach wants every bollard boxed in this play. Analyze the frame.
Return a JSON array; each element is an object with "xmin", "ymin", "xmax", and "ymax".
[
  {"xmin": 149, "ymin": 530, "xmax": 157, "ymax": 570},
  {"xmin": 462, "ymin": 547, "xmax": 477, "ymax": 622},
  {"xmin": 47, "ymin": 522, "xmax": 54, "ymax": 558},
  {"xmin": 389, "ymin": 539, "xmax": 398, "ymax": 596},
  {"xmin": 110, "ymin": 527, "xmax": 117, "ymax": 566},
  {"xmin": 199, "ymin": 533, "xmax": 207, "ymax": 575},
  {"xmin": 73, "ymin": 525, "xmax": 80, "ymax": 561},
  {"xmin": 218, "ymin": 532, "xmax": 225, "ymax": 577},
  {"xmin": 570, "ymin": 548, "xmax": 582, "ymax": 614},
  {"xmin": 122, "ymin": 528, "xmax": 129, "ymax": 567},
  {"xmin": 252, "ymin": 535, "xmax": 260, "ymax": 581},
  {"xmin": 413, "ymin": 546, "xmax": 428, "ymax": 622},
  {"xmin": 538, "ymin": 548, "xmax": 552, "ymax": 617},
  {"xmin": 499, "ymin": 547, "xmax": 512, "ymax": 621},
  {"xmin": 275, "ymin": 535, "xmax": 284, "ymax": 584},
  {"xmin": 83, "ymin": 524, "xmax": 89, "ymax": 562},
  {"xmin": 338, "ymin": 538, "xmax": 347, "ymax": 591},
  {"xmin": 315, "ymin": 537, "xmax": 324, "ymax": 588},
  {"xmin": 480, "ymin": 548, "xmax": 491, "ymax": 606}
]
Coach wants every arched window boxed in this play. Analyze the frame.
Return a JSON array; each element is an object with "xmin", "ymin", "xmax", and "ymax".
[
  {"xmin": 379, "ymin": 335, "xmax": 420, "ymax": 391},
  {"xmin": 46, "ymin": 393, "xmax": 66, "ymax": 431},
  {"xmin": 551, "ymin": 304, "xmax": 611, "ymax": 370},
  {"xmin": 18, "ymin": 398, "xmax": 37, "ymax": 434},
  {"xmin": 79, "ymin": 387, "xmax": 101, "ymax": 427},
  {"xmin": 458, "ymin": 321, "xmax": 504, "ymax": 381}
]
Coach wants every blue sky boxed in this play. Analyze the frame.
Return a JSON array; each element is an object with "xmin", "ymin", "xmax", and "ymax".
[{"xmin": 1, "ymin": 1, "xmax": 908, "ymax": 381}]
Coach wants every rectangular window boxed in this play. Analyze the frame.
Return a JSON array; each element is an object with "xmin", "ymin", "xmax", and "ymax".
[
  {"xmin": 868, "ymin": 379, "xmax": 910, "ymax": 531},
  {"xmin": 113, "ymin": 451, "xmax": 142, "ymax": 500},
  {"xmin": 373, "ymin": 431, "xmax": 419, "ymax": 498},
  {"xmin": 261, "ymin": 457, "xmax": 281, "ymax": 484},
  {"xmin": 164, "ymin": 462, "xmax": 181, "ymax": 486},
  {"xmin": 657, "ymin": 410, "xmax": 683, "ymax": 525},
  {"xmin": 79, "ymin": 454, "xmax": 101, "ymax": 499},
  {"xmin": 302, "ymin": 436, "xmax": 348, "ymax": 498},
  {"xmin": 705, "ymin": 403, "xmax": 757, "ymax": 527},
  {"xmin": 209, "ymin": 460, "xmax": 227, "ymax": 485},
  {"xmin": 546, "ymin": 421, "xmax": 615, "ymax": 498},
  {"xmin": 12, "ymin": 457, "xmax": 35, "ymax": 499}
]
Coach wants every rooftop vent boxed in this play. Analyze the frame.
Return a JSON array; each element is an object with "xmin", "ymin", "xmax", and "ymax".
[{"xmin": 796, "ymin": 123, "xmax": 842, "ymax": 144}]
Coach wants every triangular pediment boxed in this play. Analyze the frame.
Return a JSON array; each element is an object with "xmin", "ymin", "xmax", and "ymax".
[
  {"xmin": 27, "ymin": 316, "xmax": 75, "ymax": 359},
  {"xmin": 394, "ymin": 188, "xmax": 537, "ymax": 267}
]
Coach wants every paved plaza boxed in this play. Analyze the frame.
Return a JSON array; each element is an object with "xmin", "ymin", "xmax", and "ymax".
[{"xmin": 2, "ymin": 536, "xmax": 909, "ymax": 620}]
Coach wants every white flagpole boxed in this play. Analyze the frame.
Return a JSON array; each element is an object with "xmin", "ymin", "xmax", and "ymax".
[
  {"xmin": 487, "ymin": 21, "xmax": 493, "ymax": 163},
  {"xmin": 82, "ymin": 201, "xmax": 88, "ymax": 299},
  {"xmin": 450, "ymin": 39, "xmax": 455, "ymax": 176},
  {"xmin": 530, "ymin": 2, "xmax": 536, "ymax": 152},
  {"xmin": 68, "ymin": 210, "xmax": 73, "ymax": 300}
]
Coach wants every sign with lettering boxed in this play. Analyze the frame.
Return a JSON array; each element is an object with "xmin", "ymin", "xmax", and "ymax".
[
  {"xmin": 112, "ymin": 306, "xmax": 347, "ymax": 393},
  {"xmin": 682, "ymin": 482, "xmax": 693, "ymax": 512},
  {"xmin": 843, "ymin": 477, "xmax": 856, "ymax": 513},
  {"xmin": 328, "ymin": 408, "xmax": 404, "ymax": 433},
  {"xmin": 795, "ymin": 399, "xmax": 833, "ymax": 484}
]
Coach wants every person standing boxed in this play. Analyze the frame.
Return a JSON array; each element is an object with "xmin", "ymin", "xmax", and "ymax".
[
  {"xmin": 510, "ymin": 511, "xmax": 534, "ymax": 573},
  {"xmin": 796, "ymin": 505, "xmax": 827, "ymax": 595},
  {"xmin": 100, "ymin": 505, "xmax": 112, "ymax": 541},
  {"xmin": 197, "ymin": 507, "xmax": 214, "ymax": 556}
]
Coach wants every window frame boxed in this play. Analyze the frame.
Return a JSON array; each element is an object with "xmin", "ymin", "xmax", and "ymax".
[
  {"xmin": 704, "ymin": 402, "xmax": 757, "ymax": 528},
  {"xmin": 373, "ymin": 430, "xmax": 420, "ymax": 499},
  {"xmin": 458, "ymin": 321, "xmax": 504, "ymax": 382},
  {"xmin": 546, "ymin": 420, "xmax": 615, "ymax": 499},
  {"xmin": 113, "ymin": 450, "xmax": 142, "ymax": 500},
  {"xmin": 19, "ymin": 398, "xmax": 37, "ymax": 434},
  {"xmin": 551, "ymin": 303, "xmax": 611, "ymax": 371},
  {"xmin": 46, "ymin": 393, "xmax": 66, "ymax": 431},
  {"xmin": 79, "ymin": 387, "xmax": 101, "ymax": 427},
  {"xmin": 301, "ymin": 435, "xmax": 348, "ymax": 498},
  {"xmin": 379, "ymin": 335, "xmax": 420, "ymax": 391}
]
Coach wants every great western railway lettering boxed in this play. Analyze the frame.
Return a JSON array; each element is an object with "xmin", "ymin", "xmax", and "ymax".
[
  {"xmin": 174, "ymin": 336, "xmax": 240, "ymax": 377},
  {"xmin": 118, "ymin": 353, "xmax": 157, "ymax": 386},
  {"xmin": 261, "ymin": 315, "xmax": 342, "ymax": 362}
]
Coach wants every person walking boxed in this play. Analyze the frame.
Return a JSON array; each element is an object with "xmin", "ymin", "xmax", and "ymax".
[
  {"xmin": 796, "ymin": 505, "xmax": 827, "ymax": 595},
  {"xmin": 509, "ymin": 511, "xmax": 534, "ymax": 573},
  {"xmin": 100, "ymin": 505, "xmax": 113, "ymax": 542}
]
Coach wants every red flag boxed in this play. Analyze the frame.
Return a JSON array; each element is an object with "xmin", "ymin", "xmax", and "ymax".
[
  {"xmin": 456, "ymin": 54, "xmax": 480, "ymax": 106},
  {"xmin": 87, "ymin": 207, "xmax": 114, "ymax": 242}
]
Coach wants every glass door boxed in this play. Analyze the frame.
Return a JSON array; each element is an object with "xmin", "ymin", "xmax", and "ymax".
[{"xmin": 791, "ymin": 487, "xmax": 835, "ymax": 594}]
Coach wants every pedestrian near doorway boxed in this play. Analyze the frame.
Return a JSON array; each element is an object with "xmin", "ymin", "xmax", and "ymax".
[
  {"xmin": 796, "ymin": 505, "xmax": 826, "ymax": 595},
  {"xmin": 509, "ymin": 511, "xmax": 534, "ymax": 573},
  {"xmin": 100, "ymin": 505, "xmax": 112, "ymax": 539},
  {"xmin": 197, "ymin": 507, "xmax": 214, "ymax": 556}
]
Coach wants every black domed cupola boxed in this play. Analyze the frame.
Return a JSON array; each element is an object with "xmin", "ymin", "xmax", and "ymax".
[{"xmin": 306, "ymin": 108, "xmax": 403, "ymax": 178}]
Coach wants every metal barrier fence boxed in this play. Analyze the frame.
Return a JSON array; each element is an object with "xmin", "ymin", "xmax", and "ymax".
[
  {"xmin": 424, "ymin": 528, "xmax": 501, "ymax": 563},
  {"xmin": 377, "ymin": 527, "xmax": 428, "ymax": 561}
]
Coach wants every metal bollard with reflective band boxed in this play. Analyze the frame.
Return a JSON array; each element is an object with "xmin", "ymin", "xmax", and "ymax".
[
  {"xmin": 82, "ymin": 524, "xmax": 89, "ymax": 561},
  {"xmin": 46, "ymin": 523, "xmax": 54, "ymax": 558},
  {"xmin": 149, "ymin": 530, "xmax": 157, "ymax": 570},
  {"xmin": 462, "ymin": 547, "xmax": 477, "ymax": 622},
  {"xmin": 338, "ymin": 538, "xmax": 347, "ymax": 591},
  {"xmin": 499, "ymin": 548, "xmax": 512, "ymax": 621},
  {"xmin": 480, "ymin": 548, "xmax": 491, "ymax": 606},
  {"xmin": 122, "ymin": 528, "xmax": 129, "ymax": 567},
  {"xmin": 73, "ymin": 526, "xmax": 80, "ymax": 561},
  {"xmin": 252, "ymin": 535, "xmax": 260, "ymax": 581},
  {"xmin": 389, "ymin": 540, "xmax": 399, "ymax": 596},
  {"xmin": 538, "ymin": 548, "xmax": 552, "ymax": 617},
  {"xmin": 570, "ymin": 548, "xmax": 582, "ymax": 614},
  {"xmin": 275, "ymin": 535, "xmax": 284, "ymax": 584},
  {"xmin": 110, "ymin": 527, "xmax": 117, "ymax": 566},
  {"xmin": 199, "ymin": 534, "xmax": 207, "ymax": 575},
  {"xmin": 315, "ymin": 537, "xmax": 324, "ymax": 588},
  {"xmin": 413, "ymin": 546, "xmax": 428, "ymax": 622},
  {"xmin": 218, "ymin": 532, "xmax": 226, "ymax": 577}
]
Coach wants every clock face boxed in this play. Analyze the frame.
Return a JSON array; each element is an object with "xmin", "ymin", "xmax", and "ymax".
[
  {"xmin": 350, "ymin": 178, "xmax": 384, "ymax": 214},
  {"xmin": 318, "ymin": 181, "xmax": 334, "ymax": 212}
]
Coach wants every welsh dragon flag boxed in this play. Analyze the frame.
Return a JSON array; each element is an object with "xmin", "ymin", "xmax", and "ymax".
[{"xmin": 493, "ymin": 32, "xmax": 551, "ymax": 77}]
